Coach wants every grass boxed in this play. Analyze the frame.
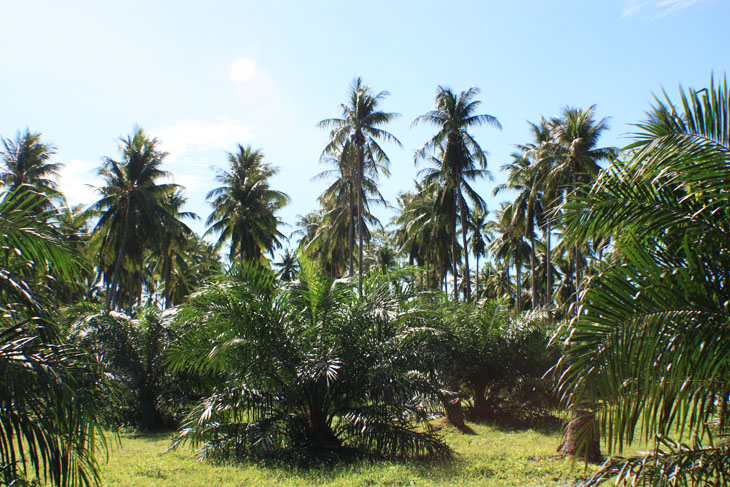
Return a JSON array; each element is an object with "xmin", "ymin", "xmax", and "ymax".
[{"xmin": 98, "ymin": 421, "xmax": 599, "ymax": 487}]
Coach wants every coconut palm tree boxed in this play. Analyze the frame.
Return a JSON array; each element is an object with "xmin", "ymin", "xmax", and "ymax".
[
  {"xmin": 488, "ymin": 203, "xmax": 531, "ymax": 312},
  {"xmin": 163, "ymin": 235, "xmax": 221, "ymax": 306},
  {"xmin": 394, "ymin": 180, "xmax": 454, "ymax": 292},
  {"xmin": 547, "ymin": 106, "xmax": 614, "ymax": 308},
  {"xmin": 557, "ymin": 76, "xmax": 730, "ymax": 485},
  {"xmin": 206, "ymin": 145, "xmax": 289, "ymax": 267},
  {"xmin": 0, "ymin": 130, "xmax": 62, "ymax": 209},
  {"xmin": 314, "ymin": 140, "xmax": 387, "ymax": 277},
  {"xmin": 413, "ymin": 86, "xmax": 501, "ymax": 301},
  {"xmin": 319, "ymin": 77, "xmax": 401, "ymax": 294},
  {"xmin": 469, "ymin": 207, "xmax": 490, "ymax": 300},
  {"xmin": 274, "ymin": 248, "xmax": 299, "ymax": 281},
  {"xmin": 156, "ymin": 190, "xmax": 198, "ymax": 308},
  {"xmin": 495, "ymin": 152, "xmax": 544, "ymax": 309},
  {"xmin": 89, "ymin": 127, "xmax": 181, "ymax": 310}
]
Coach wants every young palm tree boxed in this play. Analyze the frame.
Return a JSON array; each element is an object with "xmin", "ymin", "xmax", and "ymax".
[
  {"xmin": 319, "ymin": 77, "xmax": 401, "ymax": 294},
  {"xmin": 168, "ymin": 261, "xmax": 450, "ymax": 460},
  {"xmin": 0, "ymin": 190, "xmax": 108, "ymax": 487},
  {"xmin": 557, "ymin": 77, "xmax": 730, "ymax": 485},
  {"xmin": 206, "ymin": 145, "xmax": 289, "ymax": 267},
  {"xmin": 413, "ymin": 86, "xmax": 501, "ymax": 301},
  {"xmin": 89, "ymin": 127, "xmax": 181, "ymax": 310}
]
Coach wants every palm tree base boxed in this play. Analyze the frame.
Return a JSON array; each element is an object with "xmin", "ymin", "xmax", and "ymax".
[{"xmin": 558, "ymin": 409, "xmax": 602, "ymax": 463}]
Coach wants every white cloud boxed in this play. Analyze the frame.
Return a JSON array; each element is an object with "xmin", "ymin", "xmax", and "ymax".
[
  {"xmin": 152, "ymin": 117, "xmax": 253, "ymax": 163},
  {"xmin": 230, "ymin": 57, "xmax": 257, "ymax": 83},
  {"xmin": 622, "ymin": 0, "xmax": 705, "ymax": 18},
  {"xmin": 164, "ymin": 172, "xmax": 206, "ymax": 192},
  {"xmin": 57, "ymin": 159, "xmax": 103, "ymax": 207}
]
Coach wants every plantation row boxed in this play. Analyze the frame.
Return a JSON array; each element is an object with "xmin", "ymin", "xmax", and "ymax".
[{"xmin": 1, "ymin": 75, "xmax": 729, "ymax": 486}]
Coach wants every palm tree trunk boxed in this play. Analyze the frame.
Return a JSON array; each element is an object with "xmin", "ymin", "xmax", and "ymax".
[
  {"xmin": 106, "ymin": 211, "xmax": 134, "ymax": 310},
  {"xmin": 348, "ymin": 178, "xmax": 354, "ymax": 277},
  {"xmin": 574, "ymin": 244, "xmax": 580, "ymax": 314},
  {"xmin": 457, "ymin": 191, "xmax": 471, "ymax": 302},
  {"xmin": 504, "ymin": 260, "xmax": 511, "ymax": 299},
  {"xmin": 451, "ymin": 218, "xmax": 458, "ymax": 302},
  {"xmin": 515, "ymin": 259, "xmax": 522, "ymax": 313},
  {"xmin": 546, "ymin": 221, "xmax": 552, "ymax": 308},
  {"xmin": 107, "ymin": 244, "xmax": 126, "ymax": 309},
  {"xmin": 164, "ymin": 255, "xmax": 173, "ymax": 308},
  {"xmin": 357, "ymin": 145, "xmax": 364, "ymax": 296},
  {"xmin": 530, "ymin": 226, "xmax": 537, "ymax": 310},
  {"xmin": 475, "ymin": 253, "xmax": 480, "ymax": 301}
]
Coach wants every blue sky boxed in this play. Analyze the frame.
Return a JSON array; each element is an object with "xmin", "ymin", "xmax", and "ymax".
[{"xmin": 1, "ymin": 0, "xmax": 727, "ymax": 246}]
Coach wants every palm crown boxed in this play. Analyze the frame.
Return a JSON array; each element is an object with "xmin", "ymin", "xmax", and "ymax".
[{"xmin": 206, "ymin": 144, "xmax": 289, "ymax": 266}]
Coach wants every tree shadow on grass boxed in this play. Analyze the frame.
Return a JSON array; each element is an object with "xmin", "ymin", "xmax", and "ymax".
[
  {"xmin": 236, "ymin": 450, "xmax": 465, "ymax": 485},
  {"xmin": 465, "ymin": 407, "xmax": 562, "ymax": 436}
]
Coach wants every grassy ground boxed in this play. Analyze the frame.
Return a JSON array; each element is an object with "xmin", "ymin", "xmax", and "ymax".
[{"xmin": 99, "ymin": 422, "xmax": 599, "ymax": 487}]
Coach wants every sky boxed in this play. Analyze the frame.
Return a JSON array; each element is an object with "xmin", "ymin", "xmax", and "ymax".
[{"xmin": 1, "ymin": 0, "xmax": 727, "ymax": 249}]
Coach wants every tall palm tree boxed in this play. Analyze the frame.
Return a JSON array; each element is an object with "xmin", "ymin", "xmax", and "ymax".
[
  {"xmin": 414, "ymin": 86, "xmax": 501, "ymax": 301},
  {"xmin": 158, "ymin": 190, "xmax": 197, "ymax": 308},
  {"xmin": 518, "ymin": 119, "xmax": 556, "ymax": 309},
  {"xmin": 319, "ymin": 77, "xmax": 401, "ymax": 294},
  {"xmin": 162, "ymin": 235, "xmax": 221, "ymax": 306},
  {"xmin": 274, "ymin": 248, "xmax": 299, "ymax": 281},
  {"xmin": 314, "ymin": 140, "xmax": 387, "ymax": 277},
  {"xmin": 206, "ymin": 144, "xmax": 289, "ymax": 267},
  {"xmin": 394, "ymin": 180, "xmax": 454, "ymax": 292},
  {"xmin": 488, "ymin": 203, "xmax": 530, "ymax": 312},
  {"xmin": 314, "ymin": 140, "xmax": 357, "ymax": 276},
  {"xmin": 495, "ymin": 152, "xmax": 543, "ymax": 309},
  {"xmin": 469, "ymin": 206, "xmax": 490, "ymax": 300},
  {"xmin": 89, "ymin": 127, "xmax": 181, "ymax": 310},
  {"xmin": 0, "ymin": 129, "xmax": 62, "ymax": 207},
  {"xmin": 547, "ymin": 106, "xmax": 614, "ymax": 308}
]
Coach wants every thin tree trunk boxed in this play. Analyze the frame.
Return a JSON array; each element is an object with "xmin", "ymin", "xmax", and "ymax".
[
  {"xmin": 452, "ymin": 220, "xmax": 458, "ymax": 302},
  {"xmin": 106, "ymin": 211, "xmax": 134, "ymax": 309},
  {"xmin": 163, "ymin": 255, "xmax": 172, "ymax": 309},
  {"xmin": 574, "ymin": 244, "xmax": 580, "ymax": 314},
  {"xmin": 458, "ymin": 191, "xmax": 471, "ymax": 302},
  {"xmin": 127, "ymin": 270, "xmax": 135, "ymax": 315},
  {"xmin": 137, "ymin": 272, "xmax": 142, "ymax": 307},
  {"xmin": 505, "ymin": 260, "xmax": 511, "ymax": 300},
  {"xmin": 546, "ymin": 221, "xmax": 552, "ymax": 310},
  {"xmin": 475, "ymin": 253, "xmax": 480, "ymax": 301},
  {"xmin": 107, "ymin": 243, "xmax": 126, "ymax": 309},
  {"xmin": 515, "ymin": 259, "xmax": 522, "ymax": 313},
  {"xmin": 530, "ymin": 226, "xmax": 537, "ymax": 310},
  {"xmin": 348, "ymin": 177, "xmax": 354, "ymax": 277},
  {"xmin": 357, "ymin": 145, "xmax": 364, "ymax": 296}
]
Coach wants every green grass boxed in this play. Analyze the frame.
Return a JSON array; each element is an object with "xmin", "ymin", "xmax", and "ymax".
[{"xmin": 99, "ymin": 422, "xmax": 599, "ymax": 487}]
